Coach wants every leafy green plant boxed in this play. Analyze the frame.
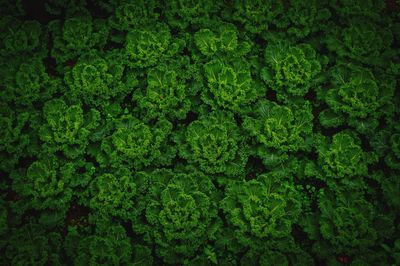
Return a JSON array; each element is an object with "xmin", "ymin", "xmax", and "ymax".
[
  {"xmin": 174, "ymin": 111, "xmax": 248, "ymax": 178},
  {"xmin": 124, "ymin": 23, "xmax": 182, "ymax": 68},
  {"xmin": 318, "ymin": 189, "xmax": 378, "ymax": 253},
  {"xmin": 64, "ymin": 222, "xmax": 134, "ymax": 266},
  {"xmin": 318, "ymin": 63, "xmax": 396, "ymax": 134},
  {"xmin": 49, "ymin": 15, "xmax": 109, "ymax": 64},
  {"xmin": 133, "ymin": 63, "xmax": 192, "ymax": 120},
  {"xmin": 202, "ymin": 58, "xmax": 261, "ymax": 111},
  {"xmin": 221, "ymin": 173, "xmax": 302, "ymax": 249},
  {"xmin": 39, "ymin": 99, "xmax": 100, "ymax": 158},
  {"xmin": 64, "ymin": 51, "xmax": 128, "ymax": 106},
  {"xmin": 0, "ymin": 1, "xmax": 398, "ymax": 265},
  {"xmin": 135, "ymin": 168, "xmax": 221, "ymax": 264},
  {"xmin": 261, "ymin": 41, "xmax": 322, "ymax": 101}
]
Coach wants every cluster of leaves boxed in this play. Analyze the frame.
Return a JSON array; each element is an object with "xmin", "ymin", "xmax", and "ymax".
[{"xmin": 0, "ymin": 0, "xmax": 399, "ymax": 265}]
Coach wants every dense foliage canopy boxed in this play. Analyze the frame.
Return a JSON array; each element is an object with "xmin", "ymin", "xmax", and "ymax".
[{"xmin": 0, "ymin": 0, "xmax": 399, "ymax": 265}]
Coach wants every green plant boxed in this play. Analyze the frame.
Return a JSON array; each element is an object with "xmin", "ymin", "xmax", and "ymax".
[{"xmin": 0, "ymin": 0, "xmax": 398, "ymax": 265}]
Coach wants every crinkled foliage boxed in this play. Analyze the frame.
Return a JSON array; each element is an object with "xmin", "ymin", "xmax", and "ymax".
[
  {"xmin": 100, "ymin": 115, "xmax": 175, "ymax": 168},
  {"xmin": 133, "ymin": 63, "xmax": 191, "ymax": 120},
  {"xmin": 195, "ymin": 27, "xmax": 241, "ymax": 56},
  {"xmin": 175, "ymin": 111, "xmax": 248, "ymax": 177},
  {"xmin": 124, "ymin": 24, "xmax": 181, "ymax": 68},
  {"xmin": 0, "ymin": 1, "xmax": 398, "ymax": 265},
  {"xmin": 109, "ymin": 0, "xmax": 159, "ymax": 30},
  {"xmin": 39, "ymin": 99, "xmax": 100, "ymax": 158},
  {"xmin": 64, "ymin": 51, "xmax": 128, "ymax": 106},
  {"xmin": 164, "ymin": 0, "xmax": 220, "ymax": 29},
  {"xmin": 318, "ymin": 190, "xmax": 378, "ymax": 253},
  {"xmin": 321, "ymin": 63, "xmax": 396, "ymax": 134},
  {"xmin": 1, "ymin": 17, "xmax": 45, "ymax": 57},
  {"xmin": 326, "ymin": 19, "xmax": 394, "ymax": 66},
  {"xmin": 89, "ymin": 171, "xmax": 137, "ymax": 221},
  {"xmin": 262, "ymin": 41, "xmax": 321, "ymax": 100},
  {"xmin": 228, "ymin": 0, "xmax": 285, "ymax": 34},
  {"xmin": 203, "ymin": 59, "xmax": 261, "ymax": 111},
  {"xmin": 221, "ymin": 173, "xmax": 302, "ymax": 249},
  {"xmin": 243, "ymin": 100, "xmax": 313, "ymax": 153},
  {"xmin": 49, "ymin": 15, "xmax": 109, "ymax": 63},
  {"xmin": 64, "ymin": 223, "xmax": 133, "ymax": 266},
  {"xmin": 138, "ymin": 168, "xmax": 220, "ymax": 264},
  {"xmin": 317, "ymin": 132, "xmax": 376, "ymax": 178}
]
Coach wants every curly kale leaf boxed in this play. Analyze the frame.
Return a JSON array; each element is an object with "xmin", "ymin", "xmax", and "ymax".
[
  {"xmin": 194, "ymin": 25, "xmax": 249, "ymax": 57},
  {"xmin": 0, "ymin": 110, "xmax": 31, "ymax": 171},
  {"xmin": 373, "ymin": 171, "xmax": 400, "ymax": 209},
  {"xmin": 133, "ymin": 63, "xmax": 191, "ymax": 120},
  {"xmin": 203, "ymin": 59, "xmax": 261, "ymax": 112},
  {"xmin": 138, "ymin": 168, "xmax": 220, "ymax": 264},
  {"xmin": 5, "ymin": 223, "xmax": 62, "ymax": 266},
  {"xmin": 262, "ymin": 41, "xmax": 321, "ymax": 100},
  {"xmin": 64, "ymin": 223, "xmax": 133, "ymax": 266},
  {"xmin": 100, "ymin": 115, "xmax": 175, "ymax": 168},
  {"xmin": 164, "ymin": 0, "xmax": 221, "ymax": 29},
  {"xmin": 327, "ymin": 66, "xmax": 379, "ymax": 118},
  {"xmin": 11, "ymin": 157, "xmax": 73, "ymax": 212},
  {"xmin": 89, "ymin": 171, "xmax": 137, "ymax": 221},
  {"xmin": 1, "ymin": 56, "xmax": 59, "ymax": 107},
  {"xmin": 0, "ymin": 16, "xmax": 46, "ymax": 57},
  {"xmin": 321, "ymin": 63, "xmax": 395, "ymax": 134},
  {"xmin": 326, "ymin": 19, "xmax": 394, "ymax": 66},
  {"xmin": 329, "ymin": 0, "xmax": 386, "ymax": 21},
  {"xmin": 175, "ymin": 111, "xmax": 248, "ymax": 177},
  {"xmin": 49, "ymin": 15, "xmax": 109, "ymax": 64},
  {"xmin": 227, "ymin": 0, "xmax": 285, "ymax": 34},
  {"xmin": 124, "ymin": 24, "xmax": 181, "ymax": 68},
  {"xmin": 194, "ymin": 25, "xmax": 254, "ymax": 61},
  {"xmin": 39, "ymin": 99, "xmax": 100, "ymax": 158},
  {"xmin": 109, "ymin": 0, "xmax": 159, "ymax": 30},
  {"xmin": 285, "ymin": 0, "xmax": 331, "ymax": 38},
  {"xmin": 315, "ymin": 132, "xmax": 377, "ymax": 187},
  {"xmin": 243, "ymin": 100, "xmax": 313, "ymax": 153},
  {"xmin": 318, "ymin": 190, "xmax": 378, "ymax": 253},
  {"xmin": 221, "ymin": 173, "xmax": 302, "ymax": 249},
  {"xmin": 194, "ymin": 29, "xmax": 219, "ymax": 56},
  {"xmin": 64, "ymin": 51, "xmax": 130, "ymax": 106},
  {"xmin": 372, "ymin": 128, "xmax": 400, "ymax": 170}
]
